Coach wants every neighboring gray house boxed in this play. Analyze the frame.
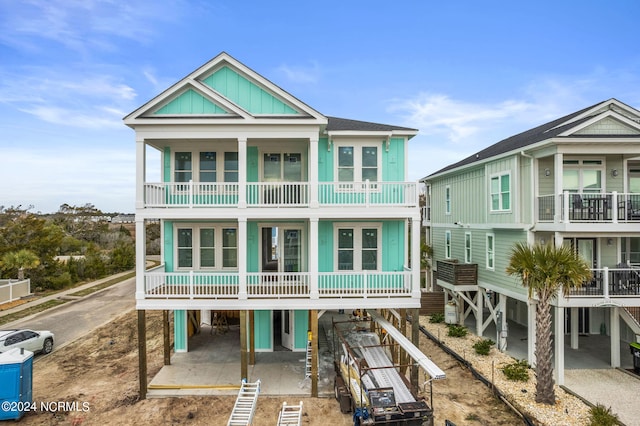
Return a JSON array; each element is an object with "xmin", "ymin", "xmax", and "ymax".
[{"xmin": 421, "ymin": 98, "xmax": 640, "ymax": 384}]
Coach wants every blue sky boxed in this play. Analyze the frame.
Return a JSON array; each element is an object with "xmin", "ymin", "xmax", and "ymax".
[{"xmin": 1, "ymin": 0, "xmax": 640, "ymax": 213}]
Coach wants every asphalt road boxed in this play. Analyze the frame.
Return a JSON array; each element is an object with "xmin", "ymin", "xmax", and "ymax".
[{"xmin": 5, "ymin": 277, "xmax": 136, "ymax": 354}]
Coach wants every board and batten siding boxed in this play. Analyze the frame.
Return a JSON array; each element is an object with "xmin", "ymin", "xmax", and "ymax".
[{"xmin": 430, "ymin": 167, "xmax": 485, "ymax": 225}]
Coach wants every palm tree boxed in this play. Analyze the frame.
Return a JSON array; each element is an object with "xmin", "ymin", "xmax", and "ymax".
[
  {"xmin": 1, "ymin": 249, "xmax": 40, "ymax": 280},
  {"xmin": 506, "ymin": 242, "xmax": 592, "ymax": 405}
]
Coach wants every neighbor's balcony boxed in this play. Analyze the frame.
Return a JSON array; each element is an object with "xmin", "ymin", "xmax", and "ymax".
[
  {"xmin": 537, "ymin": 192, "xmax": 640, "ymax": 223},
  {"xmin": 143, "ymin": 267, "xmax": 414, "ymax": 300},
  {"xmin": 143, "ymin": 181, "xmax": 418, "ymax": 208},
  {"xmin": 435, "ymin": 260, "xmax": 478, "ymax": 286},
  {"xmin": 568, "ymin": 266, "xmax": 640, "ymax": 298}
]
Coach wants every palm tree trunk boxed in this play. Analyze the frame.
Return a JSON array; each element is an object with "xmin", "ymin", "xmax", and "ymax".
[{"xmin": 534, "ymin": 297, "xmax": 556, "ymax": 404}]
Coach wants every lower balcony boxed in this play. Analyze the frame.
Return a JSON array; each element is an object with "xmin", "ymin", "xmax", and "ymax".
[
  {"xmin": 435, "ymin": 260, "xmax": 478, "ymax": 286},
  {"xmin": 141, "ymin": 266, "xmax": 416, "ymax": 307},
  {"xmin": 569, "ymin": 266, "xmax": 640, "ymax": 298}
]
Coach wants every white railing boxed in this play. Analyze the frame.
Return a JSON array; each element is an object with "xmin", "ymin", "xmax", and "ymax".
[
  {"xmin": 142, "ymin": 270, "xmax": 413, "ymax": 299},
  {"xmin": 144, "ymin": 182, "xmax": 240, "ymax": 207},
  {"xmin": 318, "ymin": 181, "xmax": 417, "ymax": 207},
  {"xmin": 318, "ymin": 271, "xmax": 413, "ymax": 298},
  {"xmin": 0, "ymin": 279, "xmax": 30, "ymax": 304},
  {"xmin": 143, "ymin": 181, "xmax": 418, "ymax": 208},
  {"xmin": 247, "ymin": 272, "xmax": 310, "ymax": 298},
  {"xmin": 246, "ymin": 182, "xmax": 309, "ymax": 206}
]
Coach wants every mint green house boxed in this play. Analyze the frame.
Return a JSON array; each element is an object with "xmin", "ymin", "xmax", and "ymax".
[
  {"xmin": 124, "ymin": 53, "xmax": 422, "ymax": 394},
  {"xmin": 421, "ymin": 99, "xmax": 640, "ymax": 384}
]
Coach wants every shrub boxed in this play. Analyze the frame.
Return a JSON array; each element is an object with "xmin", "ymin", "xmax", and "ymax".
[
  {"xmin": 446, "ymin": 324, "xmax": 468, "ymax": 337},
  {"xmin": 429, "ymin": 313, "xmax": 445, "ymax": 323},
  {"xmin": 501, "ymin": 359, "xmax": 530, "ymax": 382},
  {"xmin": 473, "ymin": 338, "xmax": 495, "ymax": 355},
  {"xmin": 589, "ymin": 404, "xmax": 620, "ymax": 426},
  {"xmin": 48, "ymin": 271, "xmax": 73, "ymax": 290}
]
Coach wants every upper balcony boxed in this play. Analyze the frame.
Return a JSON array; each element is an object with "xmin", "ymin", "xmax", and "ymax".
[
  {"xmin": 142, "ymin": 180, "xmax": 418, "ymax": 209},
  {"xmin": 536, "ymin": 192, "xmax": 640, "ymax": 226}
]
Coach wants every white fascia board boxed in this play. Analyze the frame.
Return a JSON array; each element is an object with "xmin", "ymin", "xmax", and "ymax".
[
  {"xmin": 135, "ymin": 298, "xmax": 421, "ymax": 311},
  {"xmin": 196, "ymin": 53, "xmax": 327, "ymax": 122},
  {"xmin": 327, "ymin": 130, "xmax": 417, "ymax": 138},
  {"xmin": 558, "ymin": 109, "xmax": 640, "ymax": 136},
  {"xmin": 132, "ymin": 123, "xmax": 322, "ymax": 140}
]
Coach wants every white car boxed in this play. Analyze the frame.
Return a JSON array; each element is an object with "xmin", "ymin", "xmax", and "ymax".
[{"xmin": 0, "ymin": 329, "xmax": 55, "ymax": 354}]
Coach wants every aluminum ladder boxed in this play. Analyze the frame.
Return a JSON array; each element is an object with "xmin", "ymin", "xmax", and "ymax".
[
  {"xmin": 276, "ymin": 401, "xmax": 303, "ymax": 426},
  {"xmin": 227, "ymin": 379, "xmax": 260, "ymax": 426},
  {"xmin": 304, "ymin": 338, "xmax": 313, "ymax": 378}
]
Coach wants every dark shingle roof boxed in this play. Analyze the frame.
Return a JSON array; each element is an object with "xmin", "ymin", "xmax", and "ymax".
[
  {"xmin": 326, "ymin": 116, "xmax": 418, "ymax": 133},
  {"xmin": 424, "ymin": 101, "xmax": 611, "ymax": 179}
]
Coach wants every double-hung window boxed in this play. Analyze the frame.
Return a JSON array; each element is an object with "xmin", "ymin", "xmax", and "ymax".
[
  {"xmin": 173, "ymin": 151, "xmax": 238, "ymax": 183},
  {"xmin": 176, "ymin": 224, "xmax": 237, "ymax": 270},
  {"xmin": 464, "ymin": 232, "xmax": 472, "ymax": 263},
  {"xmin": 490, "ymin": 173, "xmax": 510, "ymax": 211},
  {"xmin": 336, "ymin": 144, "xmax": 379, "ymax": 185},
  {"xmin": 175, "ymin": 152, "xmax": 192, "ymax": 183},
  {"xmin": 486, "ymin": 233, "xmax": 495, "ymax": 270},
  {"xmin": 336, "ymin": 224, "xmax": 381, "ymax": 271},
  {"xmin": 445, "ymin": 186, "xmax": 451, "ymax": 215},
  {"xmin": 445, "ymin": 230, "xmax": 451, "ymax": 259}
]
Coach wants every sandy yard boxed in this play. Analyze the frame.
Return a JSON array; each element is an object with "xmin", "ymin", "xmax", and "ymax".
[{"xmin": 14, "ymin": 309, "xmax": 590, "ymax": 425}]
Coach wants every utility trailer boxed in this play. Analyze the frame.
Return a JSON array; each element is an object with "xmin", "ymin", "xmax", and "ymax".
[{"xmin": 332, "ymin": 319, "xmax": 435, "ymax": 426}]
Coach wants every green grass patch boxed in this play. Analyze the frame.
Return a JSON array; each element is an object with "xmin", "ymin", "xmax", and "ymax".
[
  {"xmin": 70, "ymin": 272, "xmax": 136, "ymax": 297},
  {"xmin": 0, "ymin": 299, "xmax": 67, "ymax": 326}
]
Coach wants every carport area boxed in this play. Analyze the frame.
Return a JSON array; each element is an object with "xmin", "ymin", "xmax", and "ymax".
[{"xmin": 147, "ymin": 311, "xmax": 347, "ymax": 398}]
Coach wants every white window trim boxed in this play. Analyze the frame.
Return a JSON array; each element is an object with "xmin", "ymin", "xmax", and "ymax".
[
  {"xmin": 172, "ymin": 149, "xmax": 238, "ymax": 183},
  {"xmin": 334, "ymin": 142, "xmax": 382, "ymax": 183},
  {"xmin": 174, "ymin": 223, "xmax": 238, "ymax": 271},
  {"xmin": 445, "ymin": 230, "xmax": 452, "ymax": 259},
  {"xmin": 464, "ymin": 232, "xmax": 472, "ymax": 264},
  {"xmin": 489, "ymin": 172, "xmax": 511, "ymax": 212},
  {"xmin": 445, "ymin": 186, "xmax": 451, "ymax": 215},
  {"xmin": 486, "ymin": 233, "xmax": 495, "ymax": 270},
  {"xmin": 334, "ymin": 222, "xmax": 382, "ymax": 271}
]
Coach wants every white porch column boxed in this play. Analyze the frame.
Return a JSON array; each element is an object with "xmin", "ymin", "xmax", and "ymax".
[
  {"xmin": 554, "ymin": 153, "xmax": 563, "ymax": 223},
  {"xmin": 610, "ymin": 307, "xmax": 621, "ymax": 367},
  {"xmin": 554, "ymin": 305, "xmax": 565, "ymax": 385},
  {"xmin": 527, "ymin": 301, "xmax": 537, "ymax": 367},
  {"xmin": 497, "ymin": 293, "xmax": 507, "ymax": 351},
  {"xmin": 309, "ymin": 218, "xmax": 319, "ymax": 298},
  {"xmin": 309, "ymin": 137, "xmax": 319, "ymax": 208},
  {"xmin": 476, "ymin": 288, "xmax": 483, "ymax": 337},
  {"xmin": 135, "ymin": 218, "xmax": 146, "ymax": 301},
  {"xmin": 570, "ymin": 307, "xmax": 579, "ymax": 349},
  {"xmin": 238, "ymin": 218, "xmax": 247, "ymax": 299},
  {"xmin": 238, "ymin": 137, "xmax": 247, "ymax": 208},
  {"xmin": 136, "ymin": 137, "xmax": 146, "ymax": 209},
  {"xmin": 411, "ymin": 217, "xmax": 421, "ymax": 299}
]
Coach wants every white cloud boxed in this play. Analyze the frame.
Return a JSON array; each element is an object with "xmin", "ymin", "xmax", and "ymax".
[{"xmin": 277, "ymin": 62, "xmax": 321, "ymax": 84}]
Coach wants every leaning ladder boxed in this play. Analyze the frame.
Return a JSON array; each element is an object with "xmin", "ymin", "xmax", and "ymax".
[
  {"xmin": 227, "ymin": 379, "xmax": 261, "ymax": 426},
  {"xmin": 304, "ymin": 337, "xmax": 314, "ymax": 378},
  {"xmin": 276, "ymin": 401, "xmax": 303, "ymax": 426}
]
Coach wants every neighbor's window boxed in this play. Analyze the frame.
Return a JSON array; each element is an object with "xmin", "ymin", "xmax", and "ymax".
[
  {"xmin": 445, "ymin": 230, "xmax": 451, "ymax": 259},
  {"xmin": 465, "ymin": 232, "xmax": 472, "ymax": 263},
  {"xmin": 490, "ymin": 173, "xmax": 510, "ymax": 211},
  {"xmin": 486, "ymin": 233, "xmax": 495, "ymax": 270},
  {"xmin": 445, "ymin": 186, "xmax": 451, "ymax": 215}
]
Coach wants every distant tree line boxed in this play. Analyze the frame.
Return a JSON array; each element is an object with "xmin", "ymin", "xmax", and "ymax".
[{"xmin": 0, "ymin": 204, "xmax": 157, "ymax": 291}]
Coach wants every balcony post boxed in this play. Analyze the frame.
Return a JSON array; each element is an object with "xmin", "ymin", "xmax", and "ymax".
[
  {"xmin": 365, "ymin": 179, "xmax": 370, "ymax": 207},
  {"xmin": 238, "ymin": 137, "xmax": 247, "ymax": 208},
  {"xmin": 554, "ymin": 153, "xmax": 563, "ymax": 222},
  {"xmin": 136, "ymin": 137, "xmax": 146, "ymax": 209},
  {"xmin": 562, "ymin": 191, "xmax": 569, "ymax": 223},
  {"xmin": 612, "ymin": 191, "xmax": 618, "ymax": 222},
  {"xmin": 411, "ymin": 217, "xmax": 421, "ymax": 298},
  {"xmin": 309, "ymin": 137, "xmax": 319, "ymax": 208},
  {"xmin": 238, "ymin": 218, "xmax": 247, "ymax": 299},
  {"xmin": 603, "ymin": 266, "xmax": 609, "ymax": 298},
  {"xmin": 309, "ymin": 218, "xmax": 319, "ymax": 299},
  {"xmin": 135, "ymin": 217, "xmax": 146, "ymax": 300}
]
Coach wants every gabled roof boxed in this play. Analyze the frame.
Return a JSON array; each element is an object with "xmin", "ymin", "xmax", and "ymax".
[
  {"xmin": 423, "ymin": 98, "xmax": 640, "ymax": 179},
  {"xmin": 326, "ymin": 116, "xmax": 418, "ymax": 139},
  {"xmin": 124, "ymin": 52, "xmax": 327, "ymax": 126}
]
